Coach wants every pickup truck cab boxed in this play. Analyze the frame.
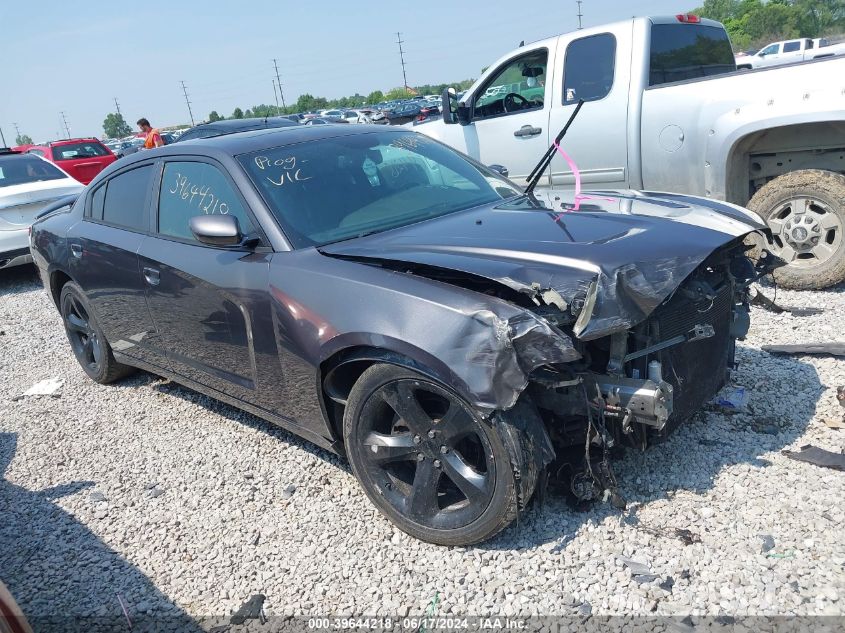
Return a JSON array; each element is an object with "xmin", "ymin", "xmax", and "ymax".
[
  {"xmin": 419, "ymin": 15, "xmax": 845, "ymax": 290},
  {"xmin": 736, "ymin": 37, "xmax": 845, "ymax": 69}
]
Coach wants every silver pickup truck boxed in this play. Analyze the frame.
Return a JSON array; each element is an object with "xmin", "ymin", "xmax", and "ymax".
[{"xmin": 419, "ymin": 15, "xmax": 845, "ymax": 290}]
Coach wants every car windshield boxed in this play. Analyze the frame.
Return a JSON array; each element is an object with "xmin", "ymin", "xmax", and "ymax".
[
  {"xmin": 239, "ymin": 131, "xmax": 520, "ymax": 248},
  {"xmin": 0, "ymin": 155, "xmax": 67, "ymax": 187}
]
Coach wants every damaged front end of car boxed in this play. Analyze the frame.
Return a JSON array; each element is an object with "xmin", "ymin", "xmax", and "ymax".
[{"xmin": 321, "ymin": 190, "xmax": 781, "ymax": 506}]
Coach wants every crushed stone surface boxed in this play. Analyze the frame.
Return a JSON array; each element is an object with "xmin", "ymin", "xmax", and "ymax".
[{"xmin": 1, "ymin": 266, "xmax": 843, "ymax": 624}]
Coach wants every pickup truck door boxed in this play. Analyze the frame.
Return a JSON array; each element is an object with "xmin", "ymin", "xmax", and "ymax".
[
  {"xmin": 545, "ymin": 26, "xmax": 631, "ymax": 189},
  {"xmin": 780, "ymin": 40, "xmax": 805, "ymax": 64},
  {"xmin": 756, "ymin": 43, "xmax": 781, "ymax": 67},
  {"xmin": 456, "ymin": 43, "xmax": 557, "ymax": 184}
]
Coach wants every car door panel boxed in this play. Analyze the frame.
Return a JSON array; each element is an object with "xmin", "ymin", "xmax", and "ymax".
[
  {"xmin": 464, "ymin": 44, "xmax": 556, "ymax": 185},
  {"xmin": 66, "ymin": 164, "xmax": 168, "ymax": 369},
  {"xmin": 547, "ymin": 27, "xmax": 630, "ymax": 189},
  {"xmin": 140, "ymin": 158, "xmax": 282, "ymax": 412},
  {"xmin": 138, "ymin": 240, "xmax": 271, "ymax": 402}
]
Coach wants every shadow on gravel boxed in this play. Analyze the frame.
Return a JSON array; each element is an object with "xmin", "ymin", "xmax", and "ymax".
[
  {"xmin": 0, "ymin": 265, "xmax": 42, "ymax": 297},
  {"xmin": 479, "ymin": 346, "xmax": 823, "ymax": 551},
  {"xmin": 0, "ymin": 432, "xmax": 206, "ymax": 632}
]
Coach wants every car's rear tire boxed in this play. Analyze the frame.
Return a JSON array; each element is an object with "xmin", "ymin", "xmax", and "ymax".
[
  {"xmin": 60, "ymin": 282, "xmax": 134, "ymax": 384},
  {"xmin": 747, "ymin": 169, "xmax": 845, "ymax": 289},
  {"xmin": 343, "ymin": 363, "xmax": 538, "ymax": 546}
]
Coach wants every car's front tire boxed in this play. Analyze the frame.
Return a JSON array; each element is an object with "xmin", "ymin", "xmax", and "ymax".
[
  {"xmin": 60, "ymin": 282, "xmax": 133, "ymax": 384},
  {"xmin": 343, "ymin": 363, "xmax": 536, "ymax": 546}
]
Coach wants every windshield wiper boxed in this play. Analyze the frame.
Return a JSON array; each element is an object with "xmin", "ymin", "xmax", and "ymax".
[{"xmin": 524, "ymin": 99, "xmax": 584, "ymax": 196}]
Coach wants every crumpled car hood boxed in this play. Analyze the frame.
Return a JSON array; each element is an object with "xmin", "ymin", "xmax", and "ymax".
[{"xmin": 320, "ymin": 190, "xmax": 765, "ymax": 340}]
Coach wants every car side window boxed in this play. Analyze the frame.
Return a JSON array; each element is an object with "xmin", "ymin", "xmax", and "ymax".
[
  {"xmin": 472, "ymin": 50, "xmax": 547, "ymax": 120},
  {"xmin": 89, "ymin": 184, "xmax": 106, "ymax": 220},
  {"xmin": 563, "ymin": 33, "xmax": 616, "ymax": 104},
  {"xmin": 102, "ymin": 165, "xmax": 153, "ymax": 231},
  {"xmin": 760, "ymin": 43, "xmax": 779, "ymax": 55},
  {"xmin": 782, "ymin": 41, "xmax": 800, "ymax": 53},
  {"xmin": 158, "ymin": 161, "xmax": 254, "ymax": 242}
]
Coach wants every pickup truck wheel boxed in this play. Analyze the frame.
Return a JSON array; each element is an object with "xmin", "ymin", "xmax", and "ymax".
[
  {"xmin": 343, "ymin": 364, "xmax": 535, "ymax": 545},
  {"xmin": 747, "ymin": 169, "xmax": 845, "ymax": 290}
]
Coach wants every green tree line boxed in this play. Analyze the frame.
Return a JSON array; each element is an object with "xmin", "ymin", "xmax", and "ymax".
[{"xmin": 692, "ymin": 0, "xmax": 845, "ymax": 51}]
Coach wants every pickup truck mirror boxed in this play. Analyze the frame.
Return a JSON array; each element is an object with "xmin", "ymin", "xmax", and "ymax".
[{"xmin": 441, "ymin": 87, "xmax": 472, "ymax": 126}]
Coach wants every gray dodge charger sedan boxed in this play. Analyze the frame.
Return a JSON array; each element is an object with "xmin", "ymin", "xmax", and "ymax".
[{"xmin": 30, "ymin": 124, "xmax": 773, "ymax": 545}]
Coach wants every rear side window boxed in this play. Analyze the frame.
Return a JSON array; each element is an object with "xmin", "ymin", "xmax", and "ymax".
[
  {"xmin": 563, "ymin": 33, "xmax": 616, "ymax": 103},
  {"xmin": 52, "ymin": 142, "xmax": 110, "ymax": 161},
  {"xmin": 26, "ymin": 148, "xmax": 46, "ymax": 157},
  {"xmin": 782, "ymin": 41, "xmax": 800, "ymax": 53},
  {"xmin": 89, "ymin": 184, "xmax": 106, "ymax": 220},
  {"xmin": 158, "ymin": 161, "xmax": 254, "ymax": 241},
  {"xmin": 649, "ymin": 24, "xmax": 736, "ymax": 86},
  {"xmin": 102, "ymin": 165, "xmax": 153, "ymax": 231}
]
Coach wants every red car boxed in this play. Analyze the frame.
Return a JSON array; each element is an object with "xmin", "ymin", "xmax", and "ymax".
[{"xmin": 27, "ymin": 138, "xmax": 116, "ymax": 185}]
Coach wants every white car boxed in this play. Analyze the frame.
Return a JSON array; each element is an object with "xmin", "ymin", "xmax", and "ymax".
[
  {"xmin": 341, "ymin": 110, "xmax": 372, "ymax": 124},
  {"xmin": 0, "ymin": 151, "xmax": 83, "ymax": 269}
]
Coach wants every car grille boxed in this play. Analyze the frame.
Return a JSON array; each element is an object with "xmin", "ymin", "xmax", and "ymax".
[{"xmin": 649, "ymin": 281, "xmax": 734, "ymax": 436}]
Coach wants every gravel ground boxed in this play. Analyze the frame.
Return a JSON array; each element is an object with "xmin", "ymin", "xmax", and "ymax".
[{"xmin": 1, "ymin": 265, "xmax": 844, "ymax": 627}]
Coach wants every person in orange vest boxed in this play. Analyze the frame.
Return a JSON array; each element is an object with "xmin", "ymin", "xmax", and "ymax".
[{"xmin": 137, "ymin": 118, "xmax": 164, "ymax": 149}]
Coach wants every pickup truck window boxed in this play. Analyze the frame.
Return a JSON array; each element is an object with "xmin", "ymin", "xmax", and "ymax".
[
  {"xmin": 563, "ymin": 33, "xmax": 616, "ymax": 104},
  {"xmin": 783, "ymin": 41, "xmax": 801, "ymax": 53},
  {"xmin": 473, "ymin": 50, "xmax": 547, "ymax": 120},
  {"xmin": 760, "ymin": 43, "xmax": 780, "ymax": 56},
  {"xmin": 649, "ymin": 24, "xmax": 736, "ymax": 86},
  {"xmin": 806, "ymin": 39, "xmax": 814, "ymax": 49}
]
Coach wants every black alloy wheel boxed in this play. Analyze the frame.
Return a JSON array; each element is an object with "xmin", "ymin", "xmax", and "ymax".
[
  {"xmin": 344, "ymin": 364, "xmax": 524, "ymax": 545},
  {"xmin": 62, "ymin": 290, "xmax": 102, "ymax": 373},
  {"xmin": 60, "ymin": 282, "xmax": 132, "ymax": 383}
]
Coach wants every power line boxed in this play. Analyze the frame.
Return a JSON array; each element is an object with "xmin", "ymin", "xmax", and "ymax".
[
  {"xmin": 180, "ymin": 81, "xmax": 195, "ymax": 126},
  {"xmin": 396, "ymin": 32, "xmax": 409, "ymax": 94},
  {"xmin": 272, "ymin": 60, "xmax": 287, "ymax": 109},
  {"xmin": 60, "ymin": 112, "xmax": 71, "ymax": 139},
  {"xmin": 576, "ymin": 0, "xmax": 583, "ymax": 29}
]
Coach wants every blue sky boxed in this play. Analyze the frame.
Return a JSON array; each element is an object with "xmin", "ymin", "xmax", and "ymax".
[{"xmin": 2, "ymin": 0, "xmax": 690, "ymax": 142}]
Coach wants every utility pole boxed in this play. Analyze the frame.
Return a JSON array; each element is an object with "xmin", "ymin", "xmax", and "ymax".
[
  {"xmin": 272, "ymin": 79, "xmax": 280, "ymax": 109},
  {"xmin": 60, "ymin": 112, "xmax": 71, "ymax": 139},
  {"xmin": 272, "ymin": 60, "xmax": 287, "ymax": 110},
  {"xmin": 13, "ymin": 123, "xmax": 21, "ymax": 140},
  {"xmin": 396, "ymin": 32, "xmax": 409, "ymax": 94},
  {"xmin": 0, "ymin": 126, "xmax": 6, "ymax": 147},
  {"xmin": 114, "ymin": 97, "xmax": 122, "ymax": 117},
  {"xmin": 180, "ymin": 81, "xmax": 195, "ymax": 126},
  {"xmin": 576, "ymin": 0, "xmax": 583, "ymax": 29}
]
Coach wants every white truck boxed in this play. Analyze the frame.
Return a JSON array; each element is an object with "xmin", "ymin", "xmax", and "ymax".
[
  {"xmin": 418, "ymin": 14, "xmax": 845, "ymax": 290},
  {"xmin": 735, "ymin": 36, "xmax": 845, "ymax": 69}
]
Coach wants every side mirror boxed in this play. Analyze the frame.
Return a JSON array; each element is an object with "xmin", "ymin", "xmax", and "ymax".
[
  {"xmin": 441, "ymin": 87, "xmax": 457, "ymax": 125},
  {"xmin": 189, "ymin": 214, "xmax": 243, "ymax": 247},
  {"xmin": 488, "ymin": 164, "xmax": 509, "ymax": 177}
]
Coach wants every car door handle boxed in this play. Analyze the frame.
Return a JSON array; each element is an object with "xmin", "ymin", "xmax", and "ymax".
[
  {"xmin": 143, "ymin": 267, "xmax": 160, "ymax": 286},
  {"xmin": 514, "ymin": 125, "xmax": 542, "ymax": 137},
  {"xmin": 70, "ymin": 244, "xmax": 83, "ymax": 259}
]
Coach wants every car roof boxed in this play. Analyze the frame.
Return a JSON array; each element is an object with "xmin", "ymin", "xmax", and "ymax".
[
  {"xmin": 189, "ymin": 117, "xmax": 297, "ymax": 131},
  {"xmin": 89, "ymin": 124, "xmax": 412, "ymax": 184},
  {"xmin": 158, "ymin": 123, "xmax": 408, "ymax": 155},
  {"xmin": 49, "ymin": 138, "xmax": 104, "ymax": 146}
]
